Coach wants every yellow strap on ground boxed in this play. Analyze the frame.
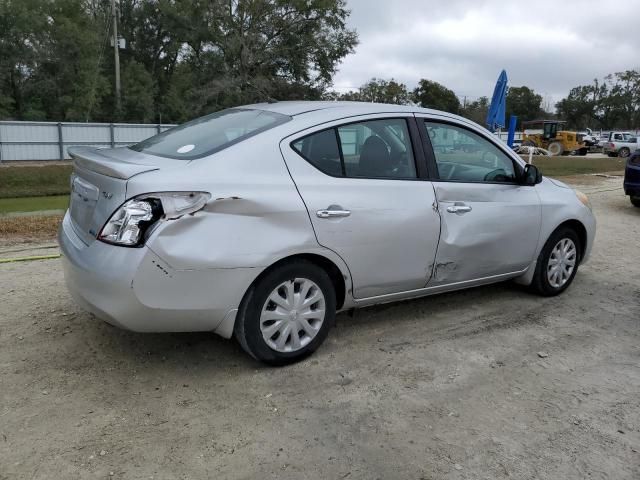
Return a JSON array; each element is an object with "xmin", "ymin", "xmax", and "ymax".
[{"xmin": 0, "ymin": 254, "xmax": 61, "ymax": 264}]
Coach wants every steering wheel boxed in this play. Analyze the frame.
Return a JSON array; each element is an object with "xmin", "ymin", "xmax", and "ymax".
[{"xmin": 484, "ymin": 168, "xmax": 509, "ymax": 182}]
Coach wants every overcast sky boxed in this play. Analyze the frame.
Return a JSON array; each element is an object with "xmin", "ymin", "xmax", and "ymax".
[{"xmin": 333, "ymin": 0, "xmax": 640, "ymax": 106}]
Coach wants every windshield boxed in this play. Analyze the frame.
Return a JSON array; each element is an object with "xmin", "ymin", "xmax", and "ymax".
[{"xmin": 130, "ymin": 108, "xmax": 291, "ymax": 160}]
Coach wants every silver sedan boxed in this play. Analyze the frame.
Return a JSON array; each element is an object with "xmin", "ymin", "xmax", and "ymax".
[{"xmin": 59, "ymin": 102, "xmax": 596, "ymax": 364}]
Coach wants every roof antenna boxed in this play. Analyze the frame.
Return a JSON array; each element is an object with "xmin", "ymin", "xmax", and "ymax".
[{"xmin": 245, "ymin": 81, "xmax": 278, "ymax": 104}]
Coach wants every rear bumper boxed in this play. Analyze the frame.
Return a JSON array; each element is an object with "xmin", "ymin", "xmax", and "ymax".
[{"xmin": 58, "ymin": 212, "xmax": 258, "ymax": 335}]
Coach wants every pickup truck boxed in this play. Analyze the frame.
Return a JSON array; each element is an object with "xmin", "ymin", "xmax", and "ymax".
[
  {"xmin": 598, "ymin": 131, "xmax": 632, "ymax": 148},
  {"xmin": 603, "ymin": 136, "xmax": 640, "ymax": 158}
]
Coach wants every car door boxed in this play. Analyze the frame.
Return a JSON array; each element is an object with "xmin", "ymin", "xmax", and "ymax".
[
  {"xmin": 280, "ymin": 115, "xmax": 441, "ymax": 299},
  {"xmin": 416, "ymin": 116, "xmax": 542, "ymax": 286}
]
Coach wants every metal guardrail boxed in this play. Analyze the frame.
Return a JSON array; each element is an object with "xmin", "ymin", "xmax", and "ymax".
[{"xmin": 0, "ymin": 121, "xmax": 176, "ymax": 162}]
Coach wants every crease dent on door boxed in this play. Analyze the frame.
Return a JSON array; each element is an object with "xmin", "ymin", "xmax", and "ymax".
[{"xmin": 431, "ymin": 183, "xmax": 540, "ymax": 283}]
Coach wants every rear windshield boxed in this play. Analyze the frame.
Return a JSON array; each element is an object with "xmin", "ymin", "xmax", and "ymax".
[{"xmin": 129, "ymin": 108, "xmax": 290, "ymax": 160}]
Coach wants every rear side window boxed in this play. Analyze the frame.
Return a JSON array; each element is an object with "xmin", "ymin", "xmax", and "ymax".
[
  {"xmin": 291, "ymin": 118, "xmax": 417, "ymax": 179},
  {"xmin": 130, "ymin": 108, "xmax": 290, "ymax": 160},
  {"xmin": 292, "ymin": 129, "xmax": 342, "ymax": 176}
]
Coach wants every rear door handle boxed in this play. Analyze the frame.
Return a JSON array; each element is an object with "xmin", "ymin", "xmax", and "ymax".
[
  {"xmin": 316, "ymin": 207, "xmax": 351, "ymax": 218},
  {"xmin": 446, "ymin": 203, "xmax": 472, "ymax": 214}
]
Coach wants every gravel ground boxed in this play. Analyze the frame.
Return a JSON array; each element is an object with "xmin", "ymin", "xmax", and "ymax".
[{"xmin": 1, "ymin": 176, "xmax": 639, "ymax": 480}]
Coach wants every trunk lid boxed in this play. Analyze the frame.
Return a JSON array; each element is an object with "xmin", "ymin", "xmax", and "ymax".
[{"xmin": 67, "ymin": 146, "xmax": 171, "ymax": 245}]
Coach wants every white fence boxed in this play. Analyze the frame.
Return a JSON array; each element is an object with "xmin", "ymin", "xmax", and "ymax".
[{"xmin": 0, "ymin": 121, "xmax": 176, "ymax": 162}]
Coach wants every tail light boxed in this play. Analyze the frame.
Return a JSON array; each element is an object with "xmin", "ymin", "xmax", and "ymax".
[{"xmin": 98, "ymin": 192, "xmax": 210, "ymax": 247}]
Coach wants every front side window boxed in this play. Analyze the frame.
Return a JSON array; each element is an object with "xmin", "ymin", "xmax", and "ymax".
[
  {"xmin": 130, "ymin": 108, "xmax": 290, "ymax": 160},
  {"xmin": 292, "ymin": 118, "xmax": 417, "ymax": 179},
  {"xmin": 424, "ymin": 121, "xmax": 517, "ymax": 183}
]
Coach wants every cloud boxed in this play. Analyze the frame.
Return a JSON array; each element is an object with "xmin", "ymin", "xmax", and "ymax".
[{"xmin": 334, "ymin": 0, "xmax": 640, "ymax": 104}]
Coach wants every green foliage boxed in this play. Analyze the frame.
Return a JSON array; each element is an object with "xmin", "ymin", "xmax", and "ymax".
[
  {"xmin": 0, "ymin": 165, "xmax": 73, "ymax": 198},
  {"xmin": 0, "ymin": 0, "xmax": 358, "ymax": 123},
  {"xmin": 556, "ymin": 70, "xmax": 640, "ymax": 129},
  {"xmin": 328, "ymin": 78, "xmax": 410, "ymax": 104},
  {"xmin": 412, "ymin": 79, "xmax": 460, "ymax": 114},
  {"xmin": 505, "ymin": 86, "xmax": 544, "ymax": 128},
  {"xmin": 530, "ymin": 156, "xmax": 625, "ymax": 177},
  {"xmin": 0, "ymin": 195, "xmax": 69, "ymax": 214},
  {"xmin": 460, "ymin": 96, "xmax": 489, "ymax": 125},
  {"xmin": 121, "ymin": 61, "xmax": 156, "ymax": 123}
]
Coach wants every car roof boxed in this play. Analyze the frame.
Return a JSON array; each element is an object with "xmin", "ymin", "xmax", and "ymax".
[{"xmin": 243, "ymin": 100, "xmax": 436, "ymax": 117}]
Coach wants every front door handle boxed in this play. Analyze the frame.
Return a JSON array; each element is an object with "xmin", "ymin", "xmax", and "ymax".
[
  {"xmin": 316, "ymin": 206, "xmax": 351, "ymax": 218},
  {"xmin": 446, "ymin": 203, "xmax": 472, "ymax": 214}
]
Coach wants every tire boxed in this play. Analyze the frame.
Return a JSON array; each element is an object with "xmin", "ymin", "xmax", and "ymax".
[
  {"xmin": 631, "ymin": 196, "xmax": 640, "ymax": 208},
  {"xmin": 530, "ymin": 227, "xmax": 581, "ymax": 296},
  {"xmin": 234, "ymin": 260, "xmax": 336, "ymax": 365},
  {"xmin": 548, "ymin": 141, "xmax": 563, "ymax": 156},
  {"xmin": 619, "ymin": 147, "xmax": 631, "ymax": 158},
  {"xmin": 607, "ymin": 152, "xmax": 618, "ymax": 157},
  {"xmin": 578, "ymin": 147, "xmax": 588, "ymax": 156}
]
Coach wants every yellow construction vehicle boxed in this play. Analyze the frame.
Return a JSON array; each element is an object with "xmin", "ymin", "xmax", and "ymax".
[{"xmin": 521, "ymin": 120, "xmax": 588, "ymax": 156}]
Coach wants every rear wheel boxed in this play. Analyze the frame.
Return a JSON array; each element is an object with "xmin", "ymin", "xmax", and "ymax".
[
  {"xmin": 631, "ymin": 196, "xmax": 640, "ymax": 208},
  {"xmin": 234, "ymin": 260, "xmax": 336, "ymax": 365},
  {"xmin": 548, "ymin": 141, "xmax": 564, "ymax": 156},
  {"xmin": 531, "ymin": 227, "xmax": 581, "ymax": 296},
  {"xmin": 577, "ymin": 147, "xmax": 588, "ymax": 156},
  {"xmin": 619, "ymin": 147, "xmax": 631, "ymax": 158}
]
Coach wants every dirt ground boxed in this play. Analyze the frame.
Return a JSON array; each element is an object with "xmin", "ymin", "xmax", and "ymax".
[{"xmin": 1, "ymin": 175, "xmax": 638, "ymax": 480}]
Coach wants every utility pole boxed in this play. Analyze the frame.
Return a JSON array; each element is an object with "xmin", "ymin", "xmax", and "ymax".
[{"xmin": 111, "ymin": 0, "xmax": 121, "ymax": 115}]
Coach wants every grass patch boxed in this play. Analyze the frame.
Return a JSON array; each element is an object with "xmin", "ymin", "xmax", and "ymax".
[
  {"xmin": 0, "ymin": 214, "xmax": 62, "ymax": 240},
  {"xmin": 523, "ymin": 156, "xmax": 626, "ymax": 177},
  {"xmin": 0, "ymin": 164, "xmax": 72, "ymax": 198},
  {"xmin": 0, "ymin": 195, "xmax": 69, "ymax": 214}
]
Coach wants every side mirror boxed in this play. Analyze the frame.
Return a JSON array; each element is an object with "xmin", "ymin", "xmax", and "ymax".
[{"xmin": 522, "ymin": 164, "xmax": 542, "ymax": 186}]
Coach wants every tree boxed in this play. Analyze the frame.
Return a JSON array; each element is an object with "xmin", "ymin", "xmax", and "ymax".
[
  {"xmin": 121, "ymin": 60, "xmax": 156, "ymax": 123},
  {"xmin": 556, "ymin": 84, "xmax": 598, "ymax": 129},
  {"xmin": 117, "ymin": 0, "xmax": 358, "ymax": 117},
  {"xmin": 0, "ymin": 0, "xmax": 50, "ymax": 119},
  {"xmin": 505, "ymin": 86, "xmax": 543, "ymax": 128},
  {"xmin": 357, "ymin": 78, "xmax": 410, "ymax": 104},
  {"xmin": 0, "ymin": 0, "xmax": 358, "ymax": 122},
  {"xmin": 329, "ymin": 78, "xmax": 410, "ymax": 104},
  {"xmin": 460, "ymin": 96, "xmax": 489, "ymax": 125},
  {"xmin": 412, "ymin": 79, "xmax": 460, "ymax": 114},
  {"xmin": 555, "ymin": 71, "xmax": 640, "ymax": 130}
]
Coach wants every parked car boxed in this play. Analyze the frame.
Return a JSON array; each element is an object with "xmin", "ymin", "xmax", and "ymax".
[
  {"xmin": 59, "ymin": 102, "xmax": 596, "ymax": 365},
  {"xmin": 624, "ymin": 150, "xmax": 640, "ymax": 207},
  {"xmin": 603, "ymin": 136, "xmax": 640, "ymax": 158}
]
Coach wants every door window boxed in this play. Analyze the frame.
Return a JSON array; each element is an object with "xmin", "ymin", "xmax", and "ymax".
[
  {"xmin": 292, "ymin": 118, "xmax": 417, "ymax": 179},
  {"xmin": 423, "ymin": 121, "xmax": 517, "ymax": 183}
]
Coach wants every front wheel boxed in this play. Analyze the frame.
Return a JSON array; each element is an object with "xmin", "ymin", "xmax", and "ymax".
[
  {"xmin": 547, "ymin": 141, "xmax": 564, "ymax": 156},
  {"xmin": 234, "ymin": 260, "xmax": 336, "ymax": 365},
  {"xmin": 631, "ymin": 196, "xmax": 640, "ymax": 208},
  {"xmin": 619, "ymin": 147, "xmax": 631, "ymax": 158},
  {"xmin": 531, "ymin": 227, "xmax": 581, "ymax": 296}
]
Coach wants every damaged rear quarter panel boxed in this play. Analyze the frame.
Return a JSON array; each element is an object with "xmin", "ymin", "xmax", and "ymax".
[{"xmin": 126, "ymin": 136, "xmax": 320, "ymax": 271}]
